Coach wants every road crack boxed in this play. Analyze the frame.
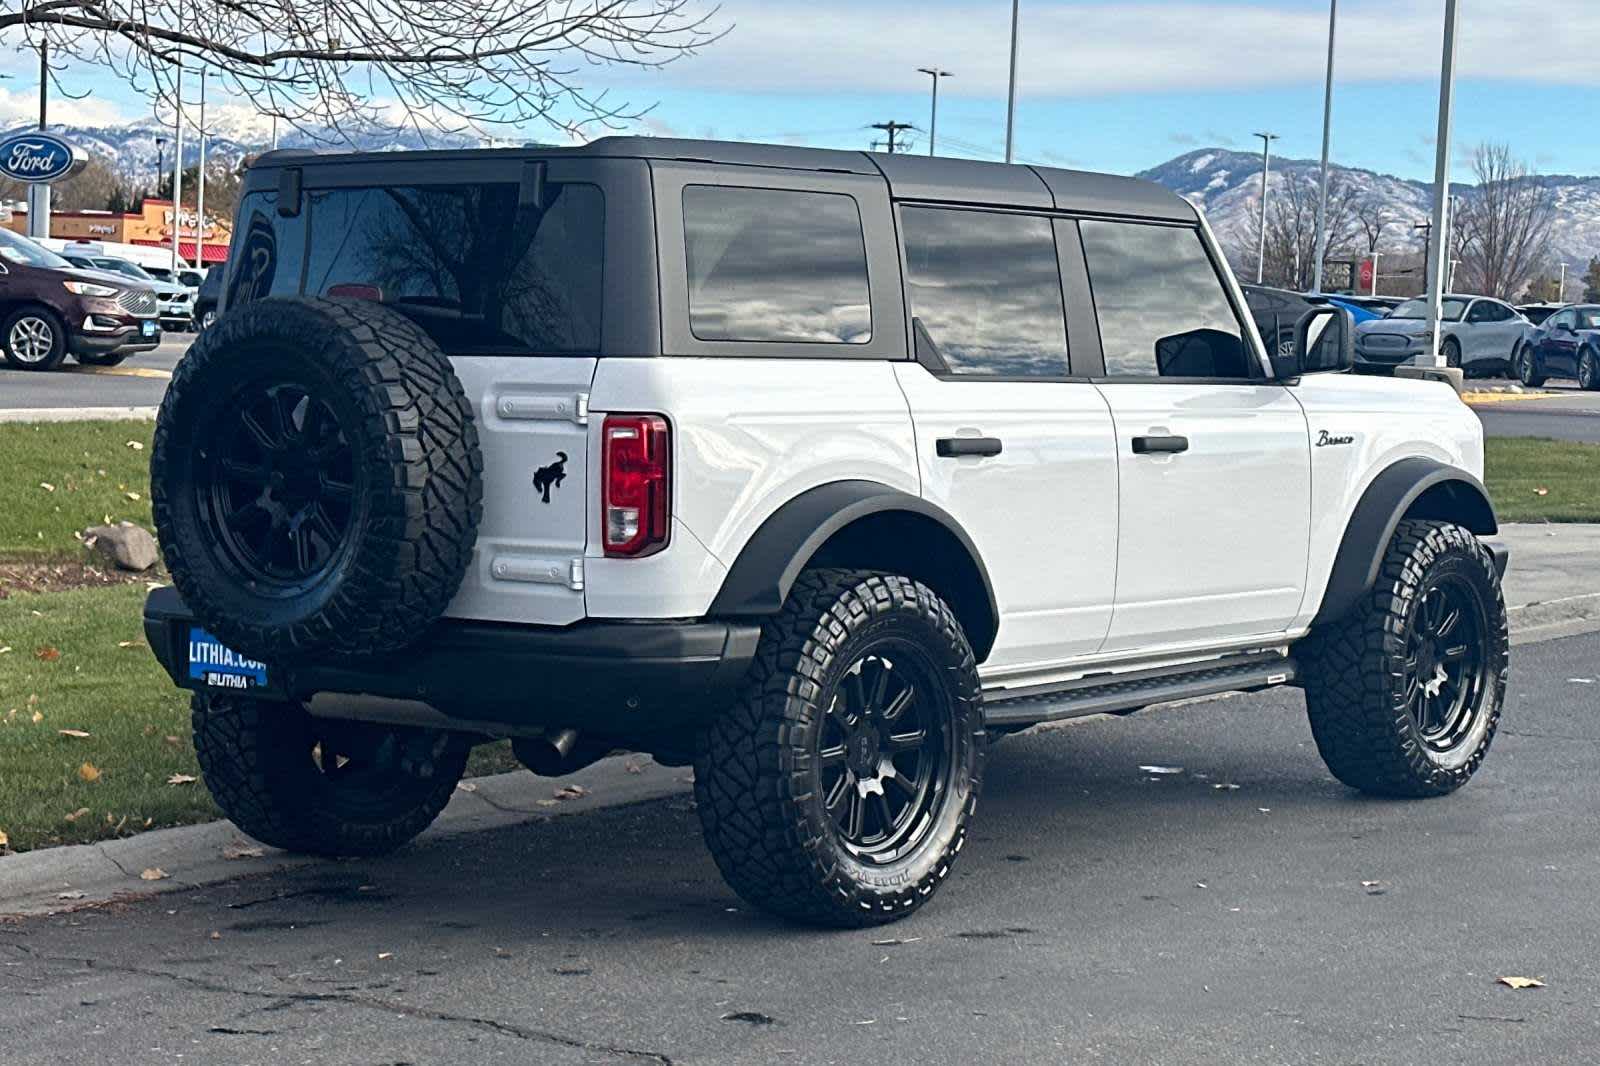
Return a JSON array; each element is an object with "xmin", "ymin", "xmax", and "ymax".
[{"xmin": 42, "ymin": 954, "xmax": 673, "ymax": 1063}]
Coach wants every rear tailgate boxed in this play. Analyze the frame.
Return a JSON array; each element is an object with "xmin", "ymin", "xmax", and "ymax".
[{"xmin": 445, "ymin": 356, "xmax": 597, "ymax": 625}]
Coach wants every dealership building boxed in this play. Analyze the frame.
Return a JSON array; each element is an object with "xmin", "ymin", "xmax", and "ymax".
[{"xmin": 2, "ymin": 197, "xmax": 231, "ymax": 264}]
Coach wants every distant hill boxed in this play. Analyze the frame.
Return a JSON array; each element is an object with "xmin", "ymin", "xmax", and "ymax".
[{"xmin": 1137, "ymin": 147, "xmax": 1600, "ymax": 269}]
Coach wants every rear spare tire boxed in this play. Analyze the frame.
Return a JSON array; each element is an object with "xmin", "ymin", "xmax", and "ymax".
[{"xmin": 152, "ymin": 297, "xmax": 482, "ymax": 662}]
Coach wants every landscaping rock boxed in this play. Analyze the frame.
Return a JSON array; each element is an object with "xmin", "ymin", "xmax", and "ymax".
[{"xmin": 84, "ymin": 522, "xmax": 159, "ymax": 572}]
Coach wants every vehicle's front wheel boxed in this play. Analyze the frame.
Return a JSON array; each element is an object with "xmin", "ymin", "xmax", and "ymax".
[
  {"xmin": 192, "ymin": 691, "xmax": 470, "ymax": 857},
  {"xmin": 2, "ymin": 306, "xmax": 67, "ymax": 370},
  {"xmin": 1300, "ymin": 520, "xmax": 1507, "ymax": 797},
  {"xmin": 1517, "ymin": 345, "xmax": 1547, "ymax": 388},
  {"xmin": 76, "ymin": 351, "xmax": 129, "ymax": 368},
  {"xmin": 695, "ymin": 569, "xmax": 985, "ymax": 927},
  {"xmin": 1441, "ymin": 337, "xmax": 1462, "ymax": 370},
  {"xmin": 1579, "ymin": 348, "xmax": 1600, "ymax": 391}
]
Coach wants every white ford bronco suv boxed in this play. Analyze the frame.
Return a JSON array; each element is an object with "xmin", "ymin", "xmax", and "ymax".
[{"xmin": 144, "ymin": 139, "xmax": 1508, "ymax": 928}]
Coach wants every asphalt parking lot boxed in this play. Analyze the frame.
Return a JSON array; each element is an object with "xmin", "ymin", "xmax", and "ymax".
[{"xmin": 4, "ymin": 631, "xmax": 1598, "ymax": 1066}]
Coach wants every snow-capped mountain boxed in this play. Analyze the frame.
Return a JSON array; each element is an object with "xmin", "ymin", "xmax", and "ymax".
[{"xmin": 1136, "ymin": 147, "xmax": 1600, "ymax": 269}]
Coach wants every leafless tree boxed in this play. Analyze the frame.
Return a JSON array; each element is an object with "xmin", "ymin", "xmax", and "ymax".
[
  {"xmin": 1353, "ymin": 197, "xmax": 1390, "ymax": 254},
  {"xmin": 1456, "ymin": 143, "xmax": 1555, "ymax": 300},
  {"xmin": 4, "ymin": 1, "xmax": 723, "ymax": 141},
  {"xmin": 1241, "ymin": 170, "xmax": 1362, "ymax": 290}
]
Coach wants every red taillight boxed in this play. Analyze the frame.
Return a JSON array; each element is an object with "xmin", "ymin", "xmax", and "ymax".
[{"xmin": 602, "ymin": 414, "xmax": 670, "ymax": 558}]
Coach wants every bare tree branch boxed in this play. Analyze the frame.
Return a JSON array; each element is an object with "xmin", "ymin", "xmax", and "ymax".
[
  {"xmin": 6, "ymin": 0, "xmax": 725, "ymax": 142},
  {"xmin": 1457, "ymin": 143, "xmax": 1555, "ymax": 300}
]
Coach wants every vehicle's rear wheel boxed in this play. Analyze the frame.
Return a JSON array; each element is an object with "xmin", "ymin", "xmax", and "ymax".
[
  {"xmin": 1517, "ymin": 345, "xmax": 1547, "ymax": 388},
  {"xmin": 192, "ymin": 691, "xmax": 470, "ymax": 857},
  {"xmin": 1300, "ymin": 520, "xmax": 1507, "ymax": 797},
  {"xmin": 197, "ymin": 308, "xmax": 217, "ymax": 332},
  {"xmin": 2, "ymin": 306, "xmax": 67, "ymax": 371},
  {"xmin": 76, "ymin": 351, "xmax": 129, "ymax": 368},
  {"xmin": 695, "ymin": 569, "xmax": 985, "ymax": 927},
  {"xmin": 1441, "ymin": 337, "xmax": 1462, "ymax": 370},
  {"xmin": 152, "ymin": 297, "xmax": 482, "ymax": 663},
  {"xmin": 1579, "ymin": 348, "xmax": 1600, "ymax": 391}
]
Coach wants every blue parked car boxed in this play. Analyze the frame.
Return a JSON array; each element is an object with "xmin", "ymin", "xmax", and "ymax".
[
  {"xmin": 1515, "ymin": 304, "xmax": 1600, "ymax": 389},
  {"xmin": 1325, "ymin": 295, "xmax": 1385, "ymax": 325}
]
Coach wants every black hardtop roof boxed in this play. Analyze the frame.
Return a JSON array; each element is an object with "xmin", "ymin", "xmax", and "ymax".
[{"xmin": 251, "ymin": 136, "xmax": 1196, "ymax": 221}]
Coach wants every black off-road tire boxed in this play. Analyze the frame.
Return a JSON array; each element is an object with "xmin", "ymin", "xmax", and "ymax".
[
  {"xmin": 152, "ymin": 297, "xmax": 482, "ymax": 663},
  {"xmin": 1300, "ymin": 520, "xmax": 1508, "ymax": 797},
  {"xmin": 192, "ymin": 691, "xmax": 469, "ymax": 857},
  {"xmin": 694, "ymin": 569, "xmax": 986, "ymax": 927}
]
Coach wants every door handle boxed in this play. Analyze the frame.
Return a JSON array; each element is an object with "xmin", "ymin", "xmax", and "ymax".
[
  {"xmin": 936, "ymin": 436, "xmax": 1003, "ymax": 458},
  {"xmin": 1132, "ymin": 435, "xmax": 1189, "ymax": 455}
]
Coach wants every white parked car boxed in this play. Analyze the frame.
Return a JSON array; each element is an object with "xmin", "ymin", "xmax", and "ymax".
[
  {"xmin": 142, "ymin": 140, "xmax": 1509, "ymax": 928},
  {"xmin": 56, "ymin": 251, "xmax": 192, "ymax": 331},
  {"xmin": 1354, "ymin": 294, "xmax": 1528, "ymax": 376}
]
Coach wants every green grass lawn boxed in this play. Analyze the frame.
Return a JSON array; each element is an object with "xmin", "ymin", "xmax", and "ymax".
[
  {"xmin": 0, "ymin": 420, "xmax": 156, "ymax": 560},
  {"xmin": 1484, "ymin": 437, "xmax": 1600, "ymax": 523}
]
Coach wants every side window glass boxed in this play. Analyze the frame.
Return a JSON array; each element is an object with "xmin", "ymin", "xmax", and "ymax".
[
  {"xmin": 683, "ymin": 186, "xmax": 871, "ymax": 344},
  {"xmin": 1079, "ymin": 220, "xmax": 1254, "ymax": 379},
  {"xmin": 900, "ymin": 206, "xmax": 1069, "ymax": 377},
  {"xmin": 1490, "ymin": 302, "xmax": 1514, "ymax": 322},
  {"xmin": 225, "ymin": 190, "xmax": 306, "ymax": 309}
]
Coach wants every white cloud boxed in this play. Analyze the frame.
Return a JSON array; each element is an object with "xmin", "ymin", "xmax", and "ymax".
[
  {"xmin": 0, "ymin": 84, "xmax": 134, "ymax": 128},
  {"xmin": 622, "ymin": 0, "xmax": 1600, "ymax": 97}
]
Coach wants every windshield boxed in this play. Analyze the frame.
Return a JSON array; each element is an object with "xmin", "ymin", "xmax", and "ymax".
[
  {"xmin": 91, "ymin": 258, "xmax": 157, "ymax": 281},
  {"xmin": 1390, "ymin": 297, "xmax": 1467, "ymax": 321},
  {"xmin": 0, "ymin": 228, "xmax": 71, "ymax": 269}
]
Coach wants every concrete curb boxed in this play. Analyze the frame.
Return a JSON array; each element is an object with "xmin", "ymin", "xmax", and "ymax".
[
  {"xmin": 0, "ymin": 406, "xmax": 158, "ymax": 423},
  {"xmin": 1508, "ymin": 592, "xmax": 1600, "ymax": 646},
  {"xmin": 0, "ymin": 755, "xmax": 691, "ymax": 919}
]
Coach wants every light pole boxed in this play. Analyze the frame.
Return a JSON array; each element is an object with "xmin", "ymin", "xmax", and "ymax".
[
  {"xmin": 1420, "ymin": 0, "xmax": 1459, "ymax": 370},
  {"xmin": 27, "ymin": 42, "xmax": 50, "ymax": 239},
  {"xmin": 170, "ymin": 58, "xmax": 185, "ymax": 275},
  {"xmin": 917, "ymin": 67, "xmax": 952, "ymax": 157},
  {"xmin": 1004, "ymin": 0, "xmax": 1020, "ymax": 163},
  {"xmin": 1254, "ymin": 131, "xmax": 1278, "ymax": 284},
  {"xmin": 195, "ymin": 70, "xmax": 208, "ymax": 271},
  {"xmin": 1370, "ymin": 250, "xmax": 1381, "ymax": 296},
  {"xmin": 1310, "ymin": 0, "xmax": 1338, "ymax": 294},
  {"xmin": 154, "ymin": 136, "xmax": 166, "ymax": 196},
  {"xmin": 1558, "ymin": 261, "xmax": 1569, "ymax": 302}
]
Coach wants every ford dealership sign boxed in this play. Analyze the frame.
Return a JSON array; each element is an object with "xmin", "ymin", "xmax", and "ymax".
[{"xmin": 0, "ymin": 132, "xmax": 87, "ymax": 184}]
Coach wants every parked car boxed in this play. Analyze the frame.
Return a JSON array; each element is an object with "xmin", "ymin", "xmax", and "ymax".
[
  {"xmin": 1242, "ymin": 284, "xmax": 1349, "ymax": 362},
  {"xmin": 142, "ymin": 139, "xmax": 1506, "ymax": 928},
  {"xmin": 1324, "ymin": 295, "xmax": 1387, "ymax": 324},
  {"xmin": 56, "ymin": 251, "xmax": 193, "ymax": 331},
  {"xmin": 1514, "ymin": 304, "xmax": 1600, "ymax": 389},
  {"xmin": 192, "ymin": 264, "xmax": 222, "ymax": 331},
  {"xmin": 1354, "ymin": 294, "xmax": 1526, "ymax": 375},
  {"xmin": 0, "ymin": 228, "xmax": 160, "ymax": 370},
  {"xmin": 1516, "ymin": 302, "xmax": 1564, "ymax": 326}
]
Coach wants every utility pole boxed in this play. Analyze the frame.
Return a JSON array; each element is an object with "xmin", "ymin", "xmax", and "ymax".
[
  {"xmin": 27, "ymin": 42, "xmax": 50, "ymax": 239},
  {"xmin": 1558, "ymin": 261, "xmax": 1568, "ymax": 302},
  {"xmin": 171, "ymin": 57, "xmax": 185, "ymax": 275},
  {"xmin": 870, "ymin": 121, "xmax": 914, "ymax": 155},
  {"xmin": 1004, "ymin": 0, "xmax": 1020, "ymax": 163},
  {"xmin": 917, "ymin": 67, "xmax": 952, "ymax": 157},
  {"xmin": 155, "ymin": 136, "xmax": 167, "ymax": 197},
  {"xmin": 1253, "ymin": 131, "xmax": 1278, "ymax": 284},
  {"xmin": 1420, "ymin": 0, "xmax": 1460, "ymax": 369},
  {"xmin": 1310, "ymin": 0, "xmax": 1338, "ymax": 293},
  {"xmin": 1370, "ymin": 250, "xmax": 1381, "ymax": 296},
  {"xmin": 195, "ymin": 71, "xmax": 207, "ymax": 271}
]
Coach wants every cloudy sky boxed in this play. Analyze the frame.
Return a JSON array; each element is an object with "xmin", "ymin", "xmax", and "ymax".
[{"xmin": 10, "ymin": 0, "xmax": 1600, "ymax": 179}]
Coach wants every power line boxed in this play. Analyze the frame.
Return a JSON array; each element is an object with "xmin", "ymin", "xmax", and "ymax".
[{"xmin": 869, "ymin": 120, "xmax": 914, "ymax": 155}]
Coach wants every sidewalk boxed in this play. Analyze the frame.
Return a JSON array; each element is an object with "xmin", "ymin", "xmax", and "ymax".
[{"xmin": 1498, "ymin": 523, "xmax": 1600, "ymax": 642}]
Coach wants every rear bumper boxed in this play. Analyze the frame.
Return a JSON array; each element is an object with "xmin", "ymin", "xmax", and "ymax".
[{"xmin": 143, "ymin": 587, "xmax": 761, "ymax": 741}]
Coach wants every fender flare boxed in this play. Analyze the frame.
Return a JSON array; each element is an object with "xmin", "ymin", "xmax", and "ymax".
[
  {"xmin": 1312, "ymin": 457, "xmax": 1498, "ymax": 626},
  {"xmin": 707, "ymin": 480, "xmax": 1000, "ymax": 657}
]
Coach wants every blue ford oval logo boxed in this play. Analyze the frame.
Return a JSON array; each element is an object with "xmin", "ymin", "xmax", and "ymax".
[{"xmin": 0, "ymin": 131, "xmax": 87, "ymax": 184}]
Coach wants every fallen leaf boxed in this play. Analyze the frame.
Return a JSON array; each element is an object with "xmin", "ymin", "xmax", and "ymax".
[
  {"xmin": 31, "ymin": 710, "xmax": 43, "ymax": 724},
  {"xmin": 0, "ymin": 829, "xmax": 7, "ymax": 847},
  {"xmin": 1568, "ymin": 678, "xmax": 1595, "ymax": 685},
  {"xmin": 38, "ymin": 482, "xmax": 54, "ymax": 492},
  {"xmin": 163, "ymin": 735, "xmax": 182, "ymax": 747},
  {"xmin": 1257, "ymin": 807, "xmax": 1272, "ymax": 814},
  {"xmin": 493, "ymin": 947, "xmax": 513, "ymax": 958},
  {"xmin": 117, "ymin": 640, "xmax": 145, "ymax": 649},
  {"xmin": 210, "ymin": 931, "xmax": 222, "ymax": 940},
  {"xmin": 455, "ymin": 781, "xmax": 478, "ymax": 793},
  {"xmin": 1497, "ymin": 976, "xmax": 1545, "ymax": 990},
  {"xmin": 1212, "ymin": 783, "xmax": 1241, "ymax": 791},
  {"xmin": 1533, "ymin": 487, "xmax": 1549, "ymax": 497},
  {"xmin": 140, "ymin": 867, "xmax": 168, "ymax": 881},
  {"xmin": 553, "ymin": 784, "xmax": 589, "ymax": 801},
  {"xmin": 1139, "ymin": 765, "xmax": 1184, "ymax": 775},
  {"xmin": 35, "ymin": 646, "xmax": 61, "ymax": 662},
  {"xmin": 125, "ymin": 491, "xmax": 142, "ymax": 502},
  {"xmin": 63, "ymin": 807, "xmax": 90, "ymax": 823},
  {"xmin": 78, "ymin": 762, "xmax": 101, "ymax": 783},
  {"xmin": 377, "ymin": 952, "xmax": 393, "ymax": 960},
  {"xmin": 166, "ymin": 773, "xmax": 197, "ymax": 786},
  {"xmin": 0, "ymin": 646, "xmax": 10, "ymax": 654},
  {"xmin": 1361, "ymin": 880, "xmax": 1382, "ymax": 888},
  {"xmin": 56, "ymin": 890, "xmax": 86, "ymax": 901},
  {"xmin": 57, "ymin": 728, "xmax": 91, "ymax": 738},
  {"xmin": 223, "ymin": 842, "xmax": 264, "ymax": 860},
  {"xmin": 125, "ymin": 440, "xmax": 144, "ymax": 450}
]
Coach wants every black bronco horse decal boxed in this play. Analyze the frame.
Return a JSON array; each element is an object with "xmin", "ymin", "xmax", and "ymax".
[{"xmin": 532, "ymin": 452, "xmax": 568, "ymax": 504}]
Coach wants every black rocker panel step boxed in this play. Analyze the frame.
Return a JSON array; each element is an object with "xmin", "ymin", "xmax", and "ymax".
[{"xmin": 982, "ymin": 652, "xmax": 1299, "ymax": 728}]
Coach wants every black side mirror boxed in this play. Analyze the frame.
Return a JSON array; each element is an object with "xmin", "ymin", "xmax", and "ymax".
[{"xmin": 1271, "ymin": 306, "xmax": 1353, "ymax": 380}]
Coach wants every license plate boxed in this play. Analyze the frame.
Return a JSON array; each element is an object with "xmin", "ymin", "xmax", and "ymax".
[
  {"xmin": 141, "ymin": 320, "xmax": 156, "ymax": 337},
  {"xmin": 187, "ymin": 628, "xmax": 268, "ymax": 690}
]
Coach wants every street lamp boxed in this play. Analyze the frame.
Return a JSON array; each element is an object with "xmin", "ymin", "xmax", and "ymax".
[
  {"xmin": 1420, "ymin": 0, "xmax": 1460, "ymax": 370},
  {"xmin": 1310, "ymin": 0, "xmax": 1338, "ymax": 294},
  {"xmin": 1253, "ymin": 132, "xmax": 1278, "ymax": 284},
  {"xmin": 1004, "ymin": 0, "xmax": 1019, "ymax": 163},
  {"xmin": 1558, "ymin": 261, "xmax": 1569, "ymax": 302},
  {"xmin": 154, "ymin": 136, "xmax": 166, "ymax": 197},
  {"xmin": 917, "ymin": 67, "xmax": 952, "ymax": 157}
]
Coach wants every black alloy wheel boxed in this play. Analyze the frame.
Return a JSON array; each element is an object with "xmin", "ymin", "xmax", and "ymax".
[
  {"xmin": 817, "ymin": 649, "xmax": 951, "ymax": 865},
  {"xmin": 194, "ymin": 378, "xmax": 358, "ymax": 596},
  {"xmin": 1403, "ymin": 575, "xmax": 1490, "ymax": 755}
]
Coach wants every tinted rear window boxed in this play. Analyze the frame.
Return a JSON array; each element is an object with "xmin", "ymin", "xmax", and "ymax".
[
  {"xmin": 683, "ymin": 185, "xmax": 871, "ymax": 344},
  {"xmin": 226, "ymin": 190, "xmax": 308, "ymax": 308},
  {"xmin": 302, "ymin": 183, "xmax": 603, "ymax": 353}
]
